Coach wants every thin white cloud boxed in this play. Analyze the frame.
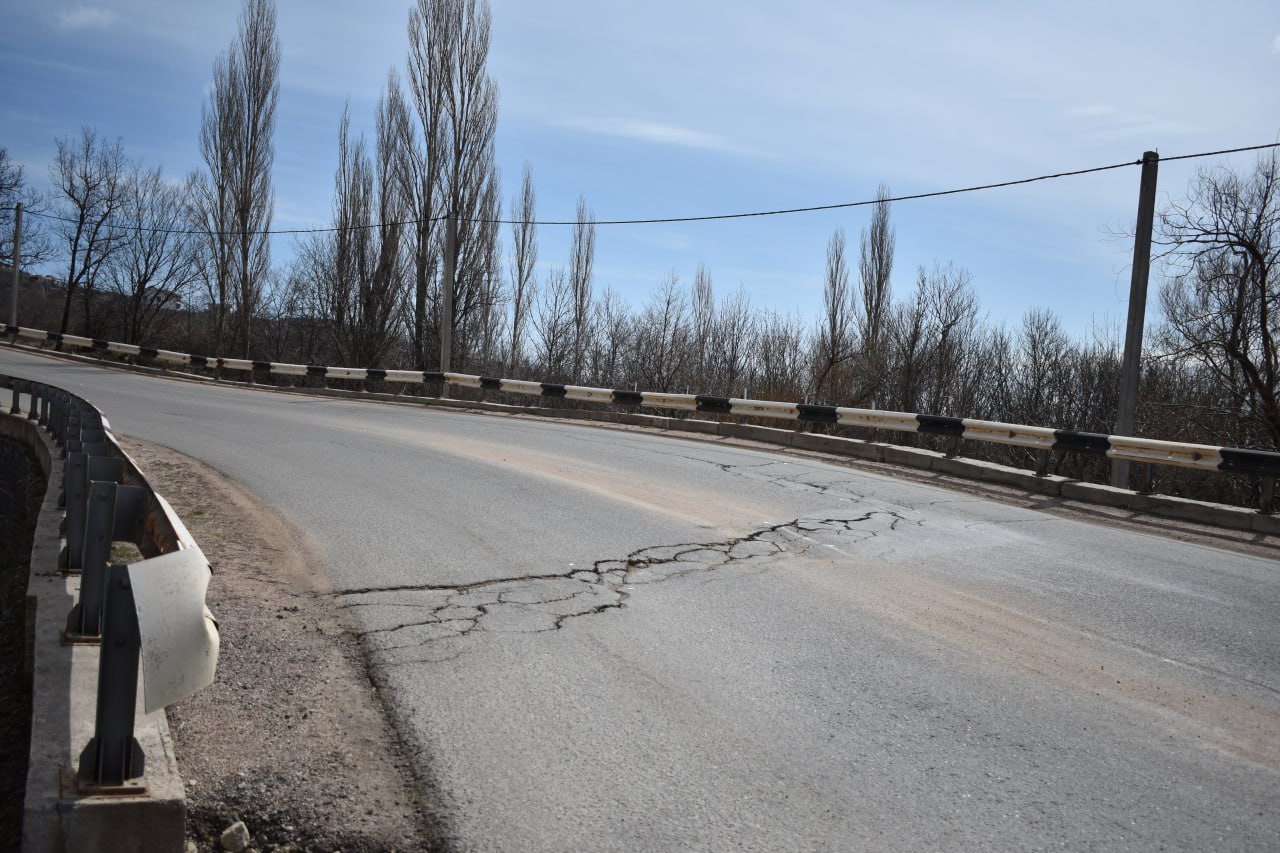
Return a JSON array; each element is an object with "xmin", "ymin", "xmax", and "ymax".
[
  {"xmin": 557, "ymin": 118, "xmax": 758, "ymax": 157},
  {"xmin": 58, "ymin": 7, "xmax": 117, "ymax": 30},
  {"xmin": 1057, "ymin": 102, "xmax": 1202, "ymax": 142},
  {"xmin": 1061, "ymin": 104, "xmax": 1121, "ymax": 120},
  {"xmin": 8, "ymin": 52, "xmax": 97, "ymax": 75}
]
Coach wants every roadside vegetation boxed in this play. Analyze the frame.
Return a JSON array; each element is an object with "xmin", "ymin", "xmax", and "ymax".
[{"xmin": 1, "ymin": 0, "xmax": 1276, "ymax": 507}]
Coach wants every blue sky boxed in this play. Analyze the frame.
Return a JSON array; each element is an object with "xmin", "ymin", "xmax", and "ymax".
[{"xmin": 2, "ymin": 0, "xmax": 1278, "ymax": 340}]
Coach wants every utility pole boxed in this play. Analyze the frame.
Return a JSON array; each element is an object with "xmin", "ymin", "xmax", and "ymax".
[
  {"xmin": 439, "ymin": 212, "xmax": 457, "ymax": 384},
  {"xmin": 8, "ymin": 201, "xmax": 20, "ymax": 334},
  {"xmin": 1111, "ymin": 151, "xmax": 1159, "ymax": 489}
]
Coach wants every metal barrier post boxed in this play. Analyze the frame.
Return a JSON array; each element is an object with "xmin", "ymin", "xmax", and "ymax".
[
  {"xmin": 60, "ymin": 410, "xmax": 79, "ymax": 454},
  {"xmin": 1261, "ymin": 478, "xmax": 1276, "ymax": 515},
  {"xmin": 8, "ymin": 378, "xmax": 20, "ymax": 415},
  {"xmin": 57, "ymin": 393, "xmax": 72, "ymax": 435},
  {"xmin": 78, "ymin": 563, "xmax": 145, "ymax": 791},
  {"xmin": 62, "ymin": 453, "xmax": 87, "ymax": 562},
  {"xmin": 38, "ymin": 386, "xmax": 52, "ymax": 427},
  {"xmin": 62, "ymin": 454, "xmax": 121, "ymax": 572},
  {"xmin": 1034, "ymin": 449, "xmax": 1051, "ymax": 477},
  {"xmin": 66, "ymin": 481, "xmax": 117, "ymax": 638}
]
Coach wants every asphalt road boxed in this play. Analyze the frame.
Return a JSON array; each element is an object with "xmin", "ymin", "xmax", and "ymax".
[{"xmin": 4, "ymin": 348, "xmax": 1279, "ymax": 851}]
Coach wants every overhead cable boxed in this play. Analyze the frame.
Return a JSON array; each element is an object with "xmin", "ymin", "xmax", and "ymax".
[{"xmin": 5, "ymin": 141, "xmax": 1278, "ymax": 237}]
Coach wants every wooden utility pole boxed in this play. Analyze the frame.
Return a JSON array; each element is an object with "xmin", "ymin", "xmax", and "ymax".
[
  {"xmin": 8, "ymin": 202, "xmax": 20, "ymax": 332},
  {"xmin": 1111, "ymin": 151, "xmax": 1159, "ymax": 489},
  {"xmin": 439, "ymin": 213, "xmax": 457, "ymax": 382}
]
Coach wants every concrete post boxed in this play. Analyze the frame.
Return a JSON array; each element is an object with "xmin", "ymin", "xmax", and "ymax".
[
  {"xmin": 440, "ymin": 213, "xmax": 456, "ymax": 385},
  {"xmin": 1111, "ymin": 151, "xmax": 1160, "ymax": 489}
]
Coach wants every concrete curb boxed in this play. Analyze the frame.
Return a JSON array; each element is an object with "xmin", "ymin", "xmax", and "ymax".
[
  {"xmin": 7, "ymin": 342, "xmax": 1277, "ymax": 536},
  {"xmin": 3, "ymin": 414, "xmax": 186, "ymax": 853}
]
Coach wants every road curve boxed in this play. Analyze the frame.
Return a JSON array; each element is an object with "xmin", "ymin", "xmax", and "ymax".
[{"xmin": 4, "ymin": 347, "xmax": 1278, "ymax": 851}]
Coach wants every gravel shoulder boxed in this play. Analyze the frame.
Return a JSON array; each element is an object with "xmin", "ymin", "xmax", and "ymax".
[{"xmin": 118, "ymin": 435, "xmax": 448, "ymax": 852}]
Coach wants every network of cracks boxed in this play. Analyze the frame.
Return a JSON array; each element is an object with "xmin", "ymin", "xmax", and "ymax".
[{"xmin": 337, "ymin": 505, "xmax": 917, "ymax": 665}]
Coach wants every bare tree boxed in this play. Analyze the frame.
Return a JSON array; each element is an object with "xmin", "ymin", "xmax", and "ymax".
[
  {"xmin": 1, "ymin": 147, "xmax": 52, "ymax": 270},
  {"xmin": 191, "ymin": 51, "xmax": 236, "ymax": 354},
  {"xmin": 368, "ymin": 82, "xmax": 412, "ymax": 368},
  {"xmin": 407, "ymin": 0, "xmax": 500, "ymax": 372},
  {"xmin": 633, "ymin": 273, "xmax": 690, "ymax": 392},
  {"xmin": 1012, "ymin": 307, "xmax": 1073, "ymax": 427},
  {"xmin": 107, "ymin": 165, "xmax": 200, "ymax": 343},
  {"xmin": 713, "ymin": 285, "xmax": 755, "ymax": 397},
  {"xmin": 197, "ymin": 0, "xmax": 279, "ymax": 358},
  {"xmin": 589, "ymin": 287, "xmax": 631, "ymax": 386},
  {"xmin": 508, "ymin": 162, "xmax": 537, "ymax": 373},
  {"xmin": 689, "ymin": 265, "xmax": 715, "ymax": 390},
  {"xmin": 50, "ymin": 126, "xmax": 127, "ymax": 337},
  {"xmin": 300, "ymin": 98, "xmax": 408, "ymax": 369},
  {"xmin": 1156, "ymin": 152, "xmax": 1280, "ymax": 448},
  {"xmin": 403, "ymin": 3, "xmax": 446, "ymax": 368},
  {"xmin": 919, "ymin": 261, "xmax": 979, "ymax": 415},
  {"xmin": 452, "ymin": 175, "xmax": 502, "ymax": 370},
  {"xmin": 884, "ymin": 273, "xmax": 929, "ymax": 413},
  {"xmin": 468, "ymin": 218, "xmax": 505, "ymax": 372},
  {"xmin": 754, "ymin": 308, "xmax": 807, "ymax": 402},
  {"xmin": 856, "ymin": 185, "xmax": 894, "ymax": 403},
  {"xmin": 569, "ymin": 195, "xmax": 595, "ymax": 379},
  {"xmin": 811, "ymin": 229, "xmax": 853, "ymax": 403},
  {"xmin": 534, "ymin": 266, "xmax": 572, "ymax": 379}
]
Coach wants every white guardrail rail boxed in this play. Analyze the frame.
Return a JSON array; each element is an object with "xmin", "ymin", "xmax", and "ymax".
[
  {"xmin": 1, "ymin": 370, "xmax": 219, "ymax": 792},
  {"xmin": 7, "ymin": 323, "xmax": 1280, "ymax": 491}
]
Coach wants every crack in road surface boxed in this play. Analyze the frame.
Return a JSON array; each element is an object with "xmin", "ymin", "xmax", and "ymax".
[
  {"xmin": 337, "ymin": 510, "xmax": 913, "ymax": 659},
  {"xmin": 653, "ymin": 448, "xmax": 873, "ymax": 504}
]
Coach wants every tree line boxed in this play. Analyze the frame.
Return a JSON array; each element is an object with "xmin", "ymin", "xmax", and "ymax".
[{"xmin": 2, "ymin": 0, "xmax": 1277, "ymax": 507}]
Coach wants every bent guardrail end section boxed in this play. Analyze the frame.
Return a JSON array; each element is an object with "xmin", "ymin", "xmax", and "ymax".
[{"xmin": 129, "ymin": 548, "xmax": 219, "ymax": 714}]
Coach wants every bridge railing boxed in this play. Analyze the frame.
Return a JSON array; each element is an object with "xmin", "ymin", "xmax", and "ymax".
[
  {"xmin": 7, "ymin": 324, "xmax": 1279, "ymax": 510},
  {"xmin": 2, "ymin": 372, "xmax": 219, "ymax": 792}
]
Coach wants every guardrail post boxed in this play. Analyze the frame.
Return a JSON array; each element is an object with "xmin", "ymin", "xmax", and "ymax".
[
  {"xmin": 62, "ymin": 454, "xmax": 121, "ymax": 571},
  {"xmin": 1261, "ymin": 477, "xmax": 1276, "ymax": 515},
  {"xmin": 8, "ymin": 377, "xmax": 20, "ymax": 415},
  {"xmin": 60, "ymin": 412, "xmax": 77, "ymax": 453},
  {"xmin": 38, "ymin": 386, "xmax": 52, "ymax": 427},
  {"xmin": 59, "ymin": 395, "xmax": 73, "ymax": 437},
  {"xmin": 944, "ymin": 435, "xmax": 962, "ymax": 459},
  {"xmin": 1137, "ymin": 464, "xmax": 1155, "ymax": 495},
  {"xmin": 62, "ymin": 452, "xmax": 86, "ymax": 553},
  {"xmin": 1034, "ymin": 449, "xmax": 1051, "ymax": 477},
  {"xmin": 78, "ymin": 563, "xmax": 145, "ymax": 791},
  {"xmin": 66, "ymin": 480, "xmax": 117, "ymax": 638}
]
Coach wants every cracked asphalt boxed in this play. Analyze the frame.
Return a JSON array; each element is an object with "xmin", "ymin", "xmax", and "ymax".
[{"xmin": 4, "ymin": 347, "xmax": 1279, "ymax": 852}]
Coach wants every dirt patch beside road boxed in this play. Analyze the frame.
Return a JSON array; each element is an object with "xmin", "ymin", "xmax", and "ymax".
[{"xmin": 118, "ymin": 435, "xmax": 447, "ymax": 852}]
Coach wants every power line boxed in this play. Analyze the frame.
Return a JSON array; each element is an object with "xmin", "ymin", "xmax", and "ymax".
[
  {"xmin": 5, "ymin": 141, "xmax": 1278, "ymax": 237},
  {"xmin": 1159, "ymin": 142, "xmax": 1280, "ymax": 163},
  {"xmin": 532, "ymin": 160, "xmax": 1141, "ymax": 226}
]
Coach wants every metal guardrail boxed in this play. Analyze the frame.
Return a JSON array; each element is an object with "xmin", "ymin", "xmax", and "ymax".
[
  {"xmin": 7, "ymin": 323, "xmax": 1280, "ymax": 504},
  {"xmin": 2, "ymin": 372, "xmax": 219, "ymax": 792}
]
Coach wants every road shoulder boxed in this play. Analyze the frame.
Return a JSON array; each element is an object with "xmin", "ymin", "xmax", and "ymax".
[{"xmin": 119, "ymin": 435, "xmax": 447, "ymax": 852}]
